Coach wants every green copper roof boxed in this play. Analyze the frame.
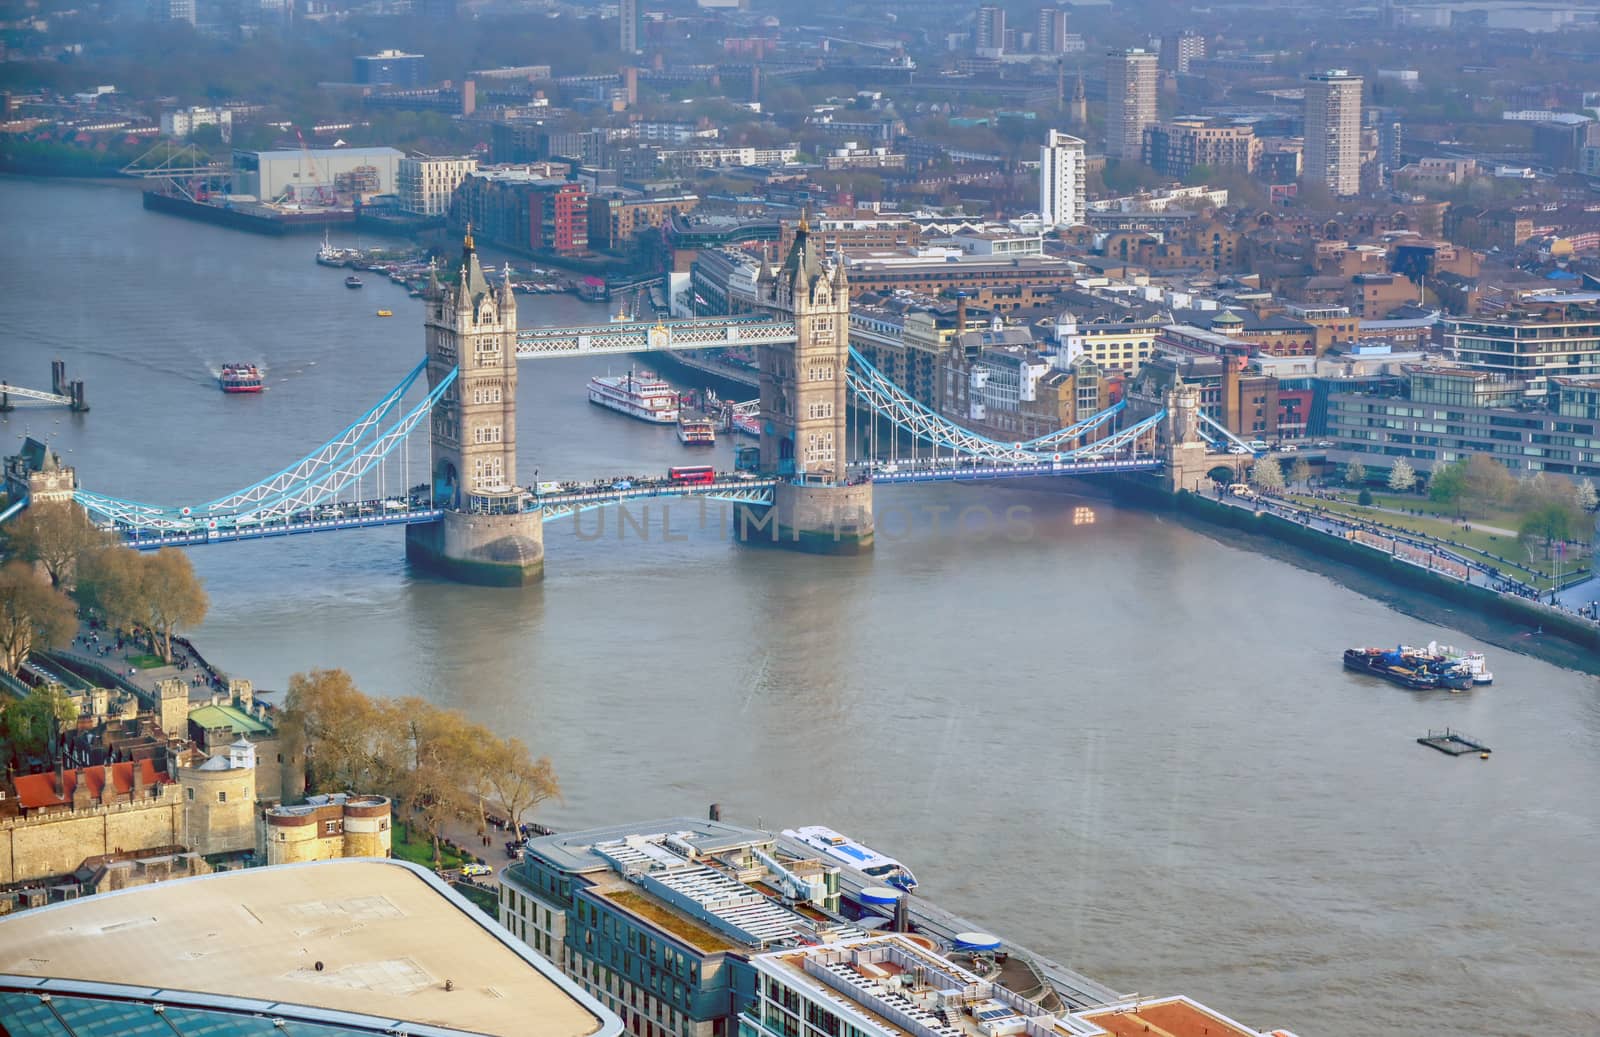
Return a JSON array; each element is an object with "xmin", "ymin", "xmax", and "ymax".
[{"xmin": 186, "ymin": 703, "xmax": 271, "ymax": 735}]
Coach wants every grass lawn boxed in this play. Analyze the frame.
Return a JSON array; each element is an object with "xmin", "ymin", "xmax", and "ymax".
[
  {"xmin": 451, "ymin": 881, "xmax": 499, "ymax": 919},
  {"xmin": 1287, "ymin": 493, "xmax": 1588, "ymax": 583},
  {"xmin": 125, "ymin": 653, "xmax": 167, "ymax": 670},
  {"xmin": 1356, "ymin": 489, "xmax": 1525, "ymax": 530},
  {"xmin": 391, "ymin": 825, "xmax": 473, "ymax": 871}
]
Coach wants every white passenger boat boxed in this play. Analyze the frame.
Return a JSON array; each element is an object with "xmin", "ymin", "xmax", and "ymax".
[
  {"xmin": 677, "ymin": 416, "xmax": 716, "ymax": 446},
  {"xmin": 1428, "ymin": 641, "xmax": 1494, "ymax": 684},
  {"xmin": 783, "ymin": 825, "xmax": 918, "ymax": 891},
  {"xmin": 588, "ymin": 371, "xmax": 679, "ymax": 424}
]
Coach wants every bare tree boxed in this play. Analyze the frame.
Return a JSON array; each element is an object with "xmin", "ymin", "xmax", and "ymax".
[
  {"xmin": 141, "ymin": 550, "xmax": 208, "ymax": 663},
  {"xmin": 283, "ymin": 668, "xmax": 384, "ymax": 793},
  {"xmin": 0, "ymin": 561, "xmax": 77, "ymax": 675},
  {"xmin": 484, "ymin": 737, "xmax": 561, "ymax": 836},
  {"xmin": 1251, "ymin": 457, "xmax": 1285, "ymax": 493},
  {"xmin": 1, "ymin": 501, "xmax": 114, "ymax": 589}
]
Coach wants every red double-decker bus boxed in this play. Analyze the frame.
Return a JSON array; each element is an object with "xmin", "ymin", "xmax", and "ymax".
[{"xmin": 668, "ymin": 465, "xmax": 716, "ymax": 485}]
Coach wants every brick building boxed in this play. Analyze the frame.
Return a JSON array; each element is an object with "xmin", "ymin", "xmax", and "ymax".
[{"xmin": 453, "ymin": 171, "xmax": 589, "ymax": 255}]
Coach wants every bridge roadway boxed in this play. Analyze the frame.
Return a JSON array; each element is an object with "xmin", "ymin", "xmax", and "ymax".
[
  {"xmin": 107, "ymin": 461, "xmax": 1169, "ymax": 547},
  {"xmin": 862, "ymin": 458, "xmax": 1161, "ymax": 483},
  {"xmin": 774, "ymin": 834, "xmax": 1124, "ymax": 1011},
  {"xmin": 0, "ymin": 383, "xmax": 75, "ymax": 406},
  {"xmin": 516, "ymin": 313, "xmax": 796, "ymax": 359}
]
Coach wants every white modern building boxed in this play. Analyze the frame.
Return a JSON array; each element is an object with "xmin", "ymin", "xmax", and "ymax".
[
  {"xmin": 740, "ymin": 934, "xmax": 1299, "ymax": 1037},
  {"xmin": 160, "ymin": 106, "xmax": 233, "ymax": 141},
  {"xmin": 231, "ymin": 146, "xmax": 404, "ymax": 203},
  {"xmin": 1038, "ymin": 129, "xmax": 1086, "ymax": 227},
  {"xmin": 398, "ymin": 154, "xmax": 478, "ymax": 216},
  {"xmin": 1105, "ymin": 48, "xmax": 1158, "ymax": 162},
  {"xmin": 1304, "ymin": 69, "xmax": 1363, "ymax": 197}
]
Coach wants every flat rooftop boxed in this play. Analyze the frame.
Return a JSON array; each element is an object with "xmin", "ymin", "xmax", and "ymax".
[
  {"xmin": 1077, "ymin": 997, "xmax": 1269, "ymax": 1037},
  {"xmin": 756, "ymin": 934, "xmax": 1081, "ymax": 1037},
  {"xmin": 0, "ymin": 859, "xmax": 614, "ymax": 1037},
  {"xmin": 527, "ymin": 816, "xmax": 772, "ymax": 874}
]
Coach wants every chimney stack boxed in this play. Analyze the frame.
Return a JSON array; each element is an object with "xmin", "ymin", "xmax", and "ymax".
[
  {"xmin": 893, "ymin": 892, "xmax": 910, "ymax": 933},
  {"xmin": 955, "ymin": 291, "xmax": 968, "ymax": 330}
]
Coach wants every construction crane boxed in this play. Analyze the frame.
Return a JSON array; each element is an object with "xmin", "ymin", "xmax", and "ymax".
[{"xmin": 293, "ymin": 127, "xmax": 334, "ymax": 206}]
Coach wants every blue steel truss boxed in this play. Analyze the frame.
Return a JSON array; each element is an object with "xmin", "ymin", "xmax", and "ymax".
[
  {"xmin": 1196, "ymin": 410, "xmax": 1262, "ymax": 454},
  {"xmin": 845, "ymin": 348, "xmax": 1157, "ymax": 463},
  {"xmin": 77, "ymin": 367, "xmax": 454, "ymax": 533}
]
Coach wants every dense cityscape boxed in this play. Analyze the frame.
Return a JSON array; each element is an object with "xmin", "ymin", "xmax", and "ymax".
[{"xmin": 1, "ymin": 0, "xmax": 1599, "ymax": 1035}]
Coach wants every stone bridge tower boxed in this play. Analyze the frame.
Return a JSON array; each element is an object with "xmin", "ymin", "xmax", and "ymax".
[
  {"xmin": 750, "ymin": 216, "xmax": 874, "ymax": 551},
  {"xmin": 1161, "ymin": 383, "xmax": 1214, "ymax": 493},
  {"xmin": 405, "ymin": 229, "xmax": 545, "ymax": 584}
]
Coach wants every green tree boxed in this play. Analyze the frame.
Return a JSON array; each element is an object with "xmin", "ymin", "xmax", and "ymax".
[
  {"xmin": 1289, "ymin": 458, "xmax": 1311, "ymax": 488},
  {"xmin": 1344, "ymin": 460, "xmax": 1367, "ymax": 487},
  {"xmin": 1251, "ymin": 457, "xmax": 1285, "ymax": 493},
  {"xmin": 1, "ymin": 501, "xmax": 114, "ymax": 589},
  {"xmin": 1519, "ymin": 499, "xmax": 1582, "ymax": 560},
  {"xmin": 1388, "ymin": 458, "xmax": 1417, "ymax": 493},
  {"xmin": 0, "ymin": 684, "xmax": 80, "ymax": 766},
  {"xmin": 0, "ymin": 562, "xmax": 77, "ymax": 675},
  {"xmin": 1429, "ymin": 460, "xmax": 1467, "ymax": 516}
]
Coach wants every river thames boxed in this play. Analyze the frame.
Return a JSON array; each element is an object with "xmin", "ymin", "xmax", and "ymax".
[{"xmin": 3, "ymin": 177, "xmax": 1598, "ymax": 1037}]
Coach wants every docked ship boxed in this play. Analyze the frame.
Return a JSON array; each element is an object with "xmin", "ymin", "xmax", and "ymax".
[
  {"xmin": 1426, "ymin": 641, "xmax": 1494, "ymax": 684},
  {"xmin": 218, "ymin": 364, "xmax": 263, "ymax": 394},
  {"xmin": 316, "ymin": 231, "xmax": 358, "ymax": 267},
  {"xmin": 730, "ymin": 412, "xmax": 761, "ymax": 437},
  {"xmin": 588, "ymin": 371, "xmax": 679, "ymax": 424},
  {"xmin": 1343, "ymin": 646, "xmax": 1476, "ymax": 690},
  {"xmin": 677, "ymin": 416, "xmax": 716, "ymax": 446},
  {"xmin": 783, "ymin": 826, "xmax": 918, "ymax": 892},
  {"xmin": 344, "ymin": 275, "xmax": 364, "ymax": 289}
]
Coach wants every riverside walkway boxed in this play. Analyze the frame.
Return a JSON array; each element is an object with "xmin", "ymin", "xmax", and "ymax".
[{"xmin": 1206, "ymin": 486, "xmax": 1600, "ymax": 631}]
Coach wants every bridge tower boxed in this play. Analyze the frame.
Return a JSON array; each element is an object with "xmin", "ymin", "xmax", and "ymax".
[
  {"xmin": 1161, "ymin": 384, "xmax": 1212, "ymax": 493},
  {"xmin": 749, "ymin": 216, "xmax": 874, "ymax": 551},
  {"xmin": 404, "ymin": 228, "xmax": 545, "ymax": 585}
]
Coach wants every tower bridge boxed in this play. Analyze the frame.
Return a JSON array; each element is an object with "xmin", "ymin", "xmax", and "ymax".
[{"xmin": 41, "ymin": 220, "xmax": 1239, "ymax": 585}]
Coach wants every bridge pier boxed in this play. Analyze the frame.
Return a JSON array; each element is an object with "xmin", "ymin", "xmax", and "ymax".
[
  {"xmin": 405, "ymin": 510, "xmax": 545, "ymax": 586},
  {"xmin": 740, "ymin": 481, "xmax": 874, "ymax": 553}
]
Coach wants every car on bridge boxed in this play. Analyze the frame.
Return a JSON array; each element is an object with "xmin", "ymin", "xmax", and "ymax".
[{"xmin": 612, "ymin": 480, "xmax": 633, "ymax": 490}]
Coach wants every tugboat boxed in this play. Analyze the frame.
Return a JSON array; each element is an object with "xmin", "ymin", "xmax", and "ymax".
[
  {"xmin": 1343, "ymin": 647, "xmax": 1438, "ymax": 689},
  {"xmin": 218, "ymin": 364, "xmax": 264, "ymax": 394},
  {"xmin": 344, "ymin": 274, "xmax": 364, "ymax": 289}
]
